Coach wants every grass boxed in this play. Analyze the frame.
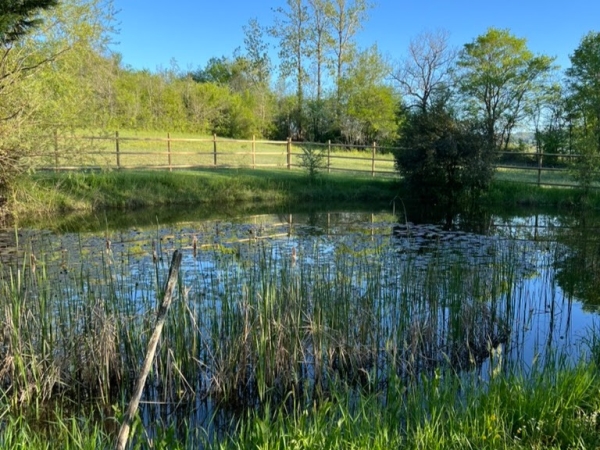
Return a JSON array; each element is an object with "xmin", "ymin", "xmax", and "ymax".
[
  {"xmin": 9, "ymin": 168, "xmax": 401, "ymax": 222},
  {"xmin": 35, "ymin": 129, "xmax": 397, "ymax": 176},
  {"xmin": 11, "ymin": 167, "xmax": 600, "ymax": 230},
  {"xmin": 3, "ymin": 356, "xmax": 600, "ymax": 449}
]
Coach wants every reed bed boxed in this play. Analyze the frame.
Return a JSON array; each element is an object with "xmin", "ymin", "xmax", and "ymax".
[{"xmin": 0, "ymin": 216, "xmax": 595, "ymax": 447}]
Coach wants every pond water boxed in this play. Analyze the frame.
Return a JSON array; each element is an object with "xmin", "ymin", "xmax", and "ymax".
[{"xmin": 5, "ymin": 206, "xmax": 600, "ymax": 438}]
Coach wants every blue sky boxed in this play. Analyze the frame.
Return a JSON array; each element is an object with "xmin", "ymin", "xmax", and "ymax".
[{"xmin": 111, "ymin": 0, "xmax": 599, "ymax": 74}]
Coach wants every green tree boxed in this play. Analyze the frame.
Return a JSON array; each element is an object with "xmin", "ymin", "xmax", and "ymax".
[
  {"xmin": 456, "ymin": 28, "xmax": 555, "ymax": 150},
  {"xmin": 306, "ymin": 0, "xmax": 332, "ymax": 103},
  {"xmin": 339, "ymin": 46, "xmax": 399, "ymax": 145},
  {"xmin": 0, "ymin": 0, "xmax": 59, "ymax": 196},
  {"xmin": 395, "ymin": 105, "xmax": 493, "ymax": 208},
  {"xmin": 270, "ymin": 0, "xmax": 311, "ymax": 138},
  {"xmin": 566, "ymin": 31, "xmax": 600, "ymax": 153},
  {"xmin": 324, "ymin": 0, "xmax": 373, "ymax": 113},
  {"xmin": 0, "ymin": 0, "xmax": 58, "ymax": 45}
]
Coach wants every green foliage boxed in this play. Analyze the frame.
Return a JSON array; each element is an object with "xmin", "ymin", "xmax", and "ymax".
[
  {"xmin": 457, "ymin": 28, "xmax": 555, "ymax": 150},
  {"xmin": 395, "ymin": 106, "xmax": 494, "ymax": 207},
  {"xmin": 566, "ymin": 31, "xmax": 600, "ymax": 144},
  {"xmin": 298, "ymin": 145, "xmax": 326, "ymax": 180},
  {"xmin": 0, "ymin": 0, "xmax": 58, "ymax": 45},
  {"xmin": 339, "ymin": 46, "xmax": 400, "ymax": 145},
  {"xmin": 565, "ymin": 32, "xmax": 600, "ymax": 197}
]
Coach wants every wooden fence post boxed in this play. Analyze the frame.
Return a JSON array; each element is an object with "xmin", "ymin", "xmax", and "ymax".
[
  {"xmin": 213, "ymin": 134, "xmax": 217, "ymax": 166},
  {"xmin": 327, "ymin": 140, "xmax": 331, "ymax": 173},
  {"xmin": 371, "ymin": 142, "xmax": 376, "ymax": 177},
  {"xmin": 252, "ymin": 135, "xmax": 256, "ymax": 169},
  {"xmin": 287, "ymin": 138, "xmax": 291, "ymax": 170},
  {"xmin": 167, "ymin": 132, "xmax": 172, "ymax": 172},
  {"xmin": 115, "ymin": 131, "xmax": 121, "ymax": 169},
  {"xmin": 537, "ymin": 147, "xmax": 543, "ymax": 187},
  {"xmin": 54, "ymin": 129, "xmax": 59, "ymax": 172}
]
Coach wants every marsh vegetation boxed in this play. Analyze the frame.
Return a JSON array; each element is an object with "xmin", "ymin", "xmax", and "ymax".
[{"xmin": 2, "ymin": 208, "xmax": 600, "ymax": 448}]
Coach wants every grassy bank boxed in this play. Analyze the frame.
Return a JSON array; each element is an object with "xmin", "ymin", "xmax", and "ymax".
[
  {"xmin": 3, "ymin": 359, "xmax": 600, "ymax": 449},
  {"xmin": 9, "ymin": 168, "xmax": 600, "ymax": 226},
  {"xmin": 10, "ymin": 168, "xmax": 401, "ymax": 220}
]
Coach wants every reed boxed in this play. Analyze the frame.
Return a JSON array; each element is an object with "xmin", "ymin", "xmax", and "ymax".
[{"xmin": 0, "ymin": 218, "xmax": 597, "ymax": 447}]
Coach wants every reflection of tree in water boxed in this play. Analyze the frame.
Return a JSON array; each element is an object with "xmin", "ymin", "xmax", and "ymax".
[
  {"xmin": 401, "ymin": 200, "xmax": 495, "ymax": 234},
  {"xmin": 554, "ymin": 212, "xmax": 600, "ymax": 309}
]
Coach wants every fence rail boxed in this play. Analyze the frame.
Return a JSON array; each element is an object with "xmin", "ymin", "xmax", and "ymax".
[{"xmin": 31, "ymin": 131, "xmax": 599, "ymax": 189}]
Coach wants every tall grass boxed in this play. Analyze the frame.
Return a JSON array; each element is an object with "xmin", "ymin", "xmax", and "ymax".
[
  {"xmin": 0, "ymin": 218, "xmax": 597, "ymax": 447},
  {"xmin": 11, "ymin": 169, "xmax": 400, "ymax": 220}
]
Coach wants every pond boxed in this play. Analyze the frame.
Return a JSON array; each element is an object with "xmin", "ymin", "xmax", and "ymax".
[{"xmin": 3, "ymin": 205, "xmax": 600, "ymax": 441}]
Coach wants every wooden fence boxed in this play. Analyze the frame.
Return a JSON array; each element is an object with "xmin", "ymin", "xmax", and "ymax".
[
  {"xmin": 38, "ymin": 132, "xmax": 398, "ymax": 177},
  {"xmin": 33, "ymin": 131, "xmax": 598, "ymax": 189}
]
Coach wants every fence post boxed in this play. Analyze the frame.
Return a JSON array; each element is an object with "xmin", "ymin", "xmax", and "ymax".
[
  {"xmin": 537, "ymin": 147, "xmax": 543, "ymax": 187},
  {"xmin": 371, "ymin": 142, "xmax": 376, "ymax": 177},
  {"xmin": 252, "ymin": 135, "xmax": 256, "ymax": 169},
  {"xmin": 287, "ymin": 138, "xmax": 291, "ymax": 170},
  {"xmin": 115, "ymin": 130, "xmax": 121, "ymax": 169},
  {"xmin": 213, "ymin": 134, "xmax": 217, "ymax": 166},
  {"xmin": 54, "ymin": 129, "xmax": 59, "ymax": 172},
  {"xmin": 327, "ymin": 140, "xmax": 331, "ymax": 173},
  {"xmin": 167, "ymin": 132, "xmax": 172, "ymax": 172}
]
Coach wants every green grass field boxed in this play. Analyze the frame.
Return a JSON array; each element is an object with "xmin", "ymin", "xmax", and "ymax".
[{"xmin": 42, "ymin": 130, "xmax": 397, "ymax": 176}]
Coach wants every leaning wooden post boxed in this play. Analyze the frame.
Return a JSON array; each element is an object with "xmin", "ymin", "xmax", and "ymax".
[
  {"xmin": 371, "ymin": 142, "xmax": 376, "ymax": 177},
  {"xmin": 213, "ymin": 133, "xmax": 218, "ymax": 167},
  {"xmin": 167, "ymin": 132, "xmax": 172, "ymax": 172},
  {"xmin": 327, "ymin": 140, "xmax": 331, "ymax": 173},
  {"xmin": 287, "ymin": 138, "xmax": 291, "ymax": 170},
  {"xmin": 115, "ymin": 131, "xmax": 121, "ymax": 169},
  {"xmin": 115, "ymin": 250, "xmax": 183, "ymax": 450}
]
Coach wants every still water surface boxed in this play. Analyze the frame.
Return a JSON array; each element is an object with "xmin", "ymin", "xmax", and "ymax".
[{"xmin": 16, "ymin": 208, "xmax": 600, "ymax": 372}]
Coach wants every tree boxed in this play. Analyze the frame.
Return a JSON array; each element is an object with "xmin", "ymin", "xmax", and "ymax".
[
  {"xmin": 564, "ymin": 32, "xmax": 600, "ymax": 197},
  {"xmin": 393, "ymin": 29, "xmax": 456, "ymax": 114},
  {"xmin": 0, "ymin": 0, "xmax": 58, "ymax": 45},
  {"xmin": 190, "ymin": 56, "xmax": 235, "ymax": 85},
  {"xmin": 270, "ymin": 0, "xmax": 310, "ymax": 138},
  {"xmin": 306, "ymin": 0, "xmax": 332, "ymax": 103},
  {"xmin": 338, "ymin": 46, "xmax": 399, "ymax": 145},
  {"xmin": 324, "ymin": 0, "xmax": 373, "ymax": 112},
  {"xmin": 0, "ymin": 0, "xmax": 58, "ymax": 196},
  {"xmin": 395, "ymin": 104, "xmax": 493, "ymax": 208},
  {"xmin": 456, "ymin": 28, "xmax": 555, "ymax": 151},
  {"xmin": 566, "ymin": 31, "xmax": 600, "ymax": 153}
]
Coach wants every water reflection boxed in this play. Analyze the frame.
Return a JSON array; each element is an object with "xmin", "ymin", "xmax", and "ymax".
[
  {"xmin": 7, "ymin": 205, "xmax": 600, "ymax": 442},
  {"xmin": 15, "ymin": 208, "xmax": 600, "ymax": 367}
]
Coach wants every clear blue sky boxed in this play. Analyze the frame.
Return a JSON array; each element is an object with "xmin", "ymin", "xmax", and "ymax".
[{"xmin": 111, "ymin": 0, "xmax": 599, "ymax": 74}]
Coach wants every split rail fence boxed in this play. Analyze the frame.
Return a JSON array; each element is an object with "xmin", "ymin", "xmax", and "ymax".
[{"xmin": 32, "ymin": 131, "xmax": 599, "ymax": 189}]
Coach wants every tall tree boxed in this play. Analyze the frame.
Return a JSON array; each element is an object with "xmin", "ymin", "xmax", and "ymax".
[
  {"xmin": 339, "ymin": 45, "xmax": 398, "ymax": 145},
  {"xmin": 324, "ymin": 0, "xmax": 372, "ymax": 111},
  {"xmin": 566, "ymin": 31, "xmax": 600, "ymax": 153},
  {"xmin": 306, "ymin": 0, "xmax": 332, "ymax": 102},
  {"xmin": 0, "ymin": 0, "xmax": 58, "ymax": 45},
  {"xmin": 0, "ymin": 0, "xmax": 58, "ymax": 195},
  {"xmin": 456, "ymin": 28, "xmax": 555, "ymax": 150},
  {"xmin": 270, "ymin": 0, "xmax": 310, "ymax": 137},
  {"xmin": 243, "ymin": 18, "xmax": 271, "ymax": 86},
  {"xmin": 393, "ymin": 29, "xmax": 457, "ymax": 114}
]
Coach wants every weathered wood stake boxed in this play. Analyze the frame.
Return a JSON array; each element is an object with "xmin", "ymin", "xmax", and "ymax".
[{"xmin": 115, "ymin": 250, "xmax": 183, "ymax": 450}]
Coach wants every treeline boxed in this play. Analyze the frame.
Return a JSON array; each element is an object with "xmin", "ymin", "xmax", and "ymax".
[{"xmin": 1, "ymin": 0, "xmax": 599, "ymax": 196}]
